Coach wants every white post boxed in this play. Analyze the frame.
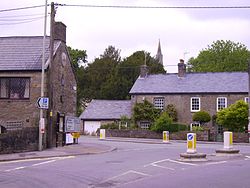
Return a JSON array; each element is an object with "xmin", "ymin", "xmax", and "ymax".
[
  {"xmin": 100, "ymin": 129, "xmax": 106, "ymax": 140},
  {"xmin": 187, "ymin": 133, "xmax": 197, "ymax": 153},
  {"xmin": 39, "ymin": 0, "xmax": 48, "ymax": 151},
  {"xmin": 224, "ymin": 131, "xmax": 233, "ymax": 149},
  {"xmin": 163, "ymin": 131, "xmax": 169, "ymax": 143}
]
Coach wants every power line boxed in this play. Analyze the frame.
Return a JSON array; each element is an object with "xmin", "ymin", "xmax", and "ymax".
[
  {"xmin": 58, "ymin": 4, "xmax": 250, "ymax": 9},
  {"xmin": 0, "ymin": 16, "xmax": 46, "ymax": 25},
  {"xmin": 0, "ymin": 5, "xmax": 45, "ymax": 13},
  {"xmin": 0, "ymin": 13, "xmax": 44, "ymax": 18}
]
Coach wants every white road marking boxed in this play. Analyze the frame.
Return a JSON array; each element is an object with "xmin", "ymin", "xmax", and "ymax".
[
  {"xmin": 31, "ymin": 160, "xmax": 56, "ymax": 166},
  {"xmin": 106, "ymin": 170, "xmax": 150, "ymax": 181},
  {"xmin": 205, "ymin": 161, "xmax": 227, "ymax": 166},
  {"xmin": 166, "ymin": 159, "xmax": 198, "ymax": 166},
  {"xmin": 5, "ymin": 166, "xmax": 26, "ymax": 172},
  {"xmin": 150, "ymin": 163, "xmax": 175, "ymax": 171},
  {"xmin": 245, "ymin": 156, "xmax": 250, "ymax": 160}
]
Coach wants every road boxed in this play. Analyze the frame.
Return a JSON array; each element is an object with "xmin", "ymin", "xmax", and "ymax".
[{"xmin": 0, "ymin": 136, "xmax": 250, "ymax": 188}]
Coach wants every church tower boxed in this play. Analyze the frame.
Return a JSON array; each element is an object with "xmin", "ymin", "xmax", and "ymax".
[{"xmin": 155, "ymin": 39, "xmax": 163, "ymax": 65}]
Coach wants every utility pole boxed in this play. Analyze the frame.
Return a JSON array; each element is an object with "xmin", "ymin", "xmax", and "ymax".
[
  {"xmin": 248, "ymin": 59, "xmax": 250, "ymax": 143},
  {"xmin": 48, "ymin": 2, "xmax": 55, "ymax": 148},
  {"xmin": 39, "ymin": 0, "xmax": 48, "ymax": 151}
]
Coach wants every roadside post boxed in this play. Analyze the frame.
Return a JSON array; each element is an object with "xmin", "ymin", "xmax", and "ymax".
[
  {"xmin": 187, "ymin": 133, "xmax": 196, "ymax": 153},
  {"xmin": 215, "ymin": 131, "xmax": 240, "ymax": 154},
  {"xmin": 163, "ymin": 131, "xmax": 169, "ymax": 143},
  {"xmin": 100, "ymin": 129, "xmax": 106, "ymax": 140},
  {"xmin": 224, "ymin": 131, "xmax": 233, "ymax": 149}
]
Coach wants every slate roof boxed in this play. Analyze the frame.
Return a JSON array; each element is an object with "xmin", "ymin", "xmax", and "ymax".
[
  {"xmin": 129, "ymin": 72, "xmax": 248, "ymax": 94},
  {"xmin": 80, "ymin": 100, "xmax": 132, "ymax": 120},
  {"xmin": 0, "ymin": 36, "xmax": 60, "ymax": 71}
]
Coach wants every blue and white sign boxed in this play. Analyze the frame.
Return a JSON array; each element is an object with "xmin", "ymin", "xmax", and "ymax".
[
  {"xmin": 37, "ymin": 97, "xmax": 49, "ymax": 109},
  {"xmin": 187, "ymin": 134, "xmax": 193, "ymax": 141}
]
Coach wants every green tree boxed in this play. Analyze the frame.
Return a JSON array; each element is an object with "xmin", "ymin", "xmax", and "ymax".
[
  {"xmin": 216, "ymin": 100, "xmax": 248, "ymax": 132},
  {"xmin": 151, "ymin": 111, "xmax": 173, "ymax": 133},
  {"xmin": 132, "ymin": 100, "xmax": 161, "ymax": 127},
  {"xmin": 192, "ymin": 111, "xmax": 211, "ymax": 125},
  {"xmin": 67, "ymin": 46, "xmax": 87, "ymax": 70},
  {"xmin": 187, "ymin": 40, "xmax": 250, "ymax": 72}
]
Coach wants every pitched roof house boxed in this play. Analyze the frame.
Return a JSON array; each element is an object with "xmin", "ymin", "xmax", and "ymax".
[
  {"xmin": 80, "ymin": 100, "xmax": 132, "ymax": 135},
  {"xmin": 0, "ymin": 22, "xmax": 77, "ymax": 149},
  {"xmin": 129, "ymin": 60, "xmax": 248, "ymax": 140}
]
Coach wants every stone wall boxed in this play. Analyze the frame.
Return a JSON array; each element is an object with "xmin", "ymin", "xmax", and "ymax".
[
  {"xmin": 0, "ymin": 127, "xmax": 38, "ymax": 154},
  {"xmin": 102, "ymin": 129, "xmax": 249, "ymax": 143}
]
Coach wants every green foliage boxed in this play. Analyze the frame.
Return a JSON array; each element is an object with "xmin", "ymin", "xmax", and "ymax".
[
  {"xmin": 151, "ymin": 112, "xmax": 173, "ymax": 133},
  {"xmin": 165, "ymin": 104, "xmax": 178, "ymax": 122},
  {"xmin": 187, "ymin": 40, "xmax": 250, "ymax": 72},
  {"xmin": 132, "ymin": 100, "xmax": 161, "ymax": 125},
  {"xmin": 100, "ymin": 123, "xmax": 119, "ymax": 129},
  {"xmin": 192, "ymin": 111, "xmax": 211, "ymax": 125},
  {"xmin": 216, "ymin": 100, "xmax": 248, "ymax": 132},
  {"xmin": 192, "ymin": 126, "xmax": 204, "ymax": 132}
]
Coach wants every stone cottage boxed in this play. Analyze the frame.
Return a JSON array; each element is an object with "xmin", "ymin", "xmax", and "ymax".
[
  {"xmin": 129, "ymin": 60, "xmax": 248, "ymax": 140},
  {"xmin": 0, "ymin": 22, "xmax": 77, "ymax": 152}
]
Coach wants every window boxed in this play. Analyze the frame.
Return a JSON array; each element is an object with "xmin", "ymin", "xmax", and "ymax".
[
  {"xmin": 190, "ymin": 122, "xmax": 200, "ymax": 131},
  {"xmin": 154, "ymin": 97, "xmax": 164, "ymax": 110},
  {"xmin": 140, "ymin": 121, "xmax": 150, "ymax": 129},
  {"xmin": 217, "ymin": 97, "xmax": 227, "ymax": 111},
  {"xmin": 191, "ymin": 97, "xmax": 200, "ymax": 112},
  {"xmin": 245, "ymin": 97, "xmax": 249, "ymax": 104},
  {"xmin": 0, "ymin": 78, "xmax": 30, "ymax": 99}
]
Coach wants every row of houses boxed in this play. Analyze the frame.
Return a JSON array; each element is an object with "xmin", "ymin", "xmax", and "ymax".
[{"xmin": 80, "ymin": 60, "xmax": 248, "ymax": 141}]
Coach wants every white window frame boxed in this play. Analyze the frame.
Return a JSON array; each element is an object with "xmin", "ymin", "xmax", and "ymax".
[
  {"xmin": 217, "ymin": 97, "xmax": 227, "ymax": 111},
  {"xmin": 154, "ymin": 97, "xmax": 165, "ymax": 110},
  {"xmin": 140, "ymin": 121, "xmax": 150, "ymax": 129},
  {"xmin": 190, "ymin": 97, "xmax": 200, "ymax": 112},
  {"xmin": 190, "ymin": 122, "xmax": 200, "ymax": 131},
  {"xmin": 244, "ymin": 97, "xmax": 249, "ymax": 104}
]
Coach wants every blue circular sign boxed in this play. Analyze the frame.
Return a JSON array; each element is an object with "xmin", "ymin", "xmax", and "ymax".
[{"xmin": 188, "ymin": 134, "xmax": 193, "ymax": 140}]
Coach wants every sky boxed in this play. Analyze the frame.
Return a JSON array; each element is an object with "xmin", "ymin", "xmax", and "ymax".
[{"xmin": 1, "ymin": 0, "xmax": 250, "ymax": 72}]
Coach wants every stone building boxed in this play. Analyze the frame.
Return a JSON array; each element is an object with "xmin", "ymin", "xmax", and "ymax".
[
  {"xmin": 0, "ymin": 22, "xmax": 77, "ymax": 151},
  {"xmin": 129, "ymin": 60, "xmax": 248, "ymax": 140}
]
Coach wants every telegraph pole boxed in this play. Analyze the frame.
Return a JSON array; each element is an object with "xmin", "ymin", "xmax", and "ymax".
[
  {"xmin": 48, "ymin": 2, "xmax": 55, "ymax": 148},
  {"xmin": 39, "ymin": 0, "xmax": 48, "ymax": 151}
]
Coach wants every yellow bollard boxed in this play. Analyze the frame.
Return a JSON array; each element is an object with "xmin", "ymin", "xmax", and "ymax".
[
  {"xmin": 100, "ymin": 129, "xmax": 106, "ymax": 140},
  {"xmin": 163, "ymin": 131, "xmax": 169, "ymax": 143},
  {"xmin": 224, "ymin": 131, "xmax": 233, "ymax": 149},
  {"xmin": 187, "ymin": 133, "xmax": 197, "ymax": 153}
]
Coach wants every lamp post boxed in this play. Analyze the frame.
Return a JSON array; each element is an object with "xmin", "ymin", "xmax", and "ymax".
[{"xmin": 39, "ymin": 0, "xmax": 48, "ymax": 151}]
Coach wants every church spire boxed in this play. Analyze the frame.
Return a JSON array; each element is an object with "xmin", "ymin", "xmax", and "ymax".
[{"xmin": 156, "ymin": 39, "xmax": 163, "ymax": 65}]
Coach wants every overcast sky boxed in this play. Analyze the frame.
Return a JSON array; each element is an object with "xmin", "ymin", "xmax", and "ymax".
[{"xmin": 1, "ymin": 0, "xmax": 250, "ymax": 72}]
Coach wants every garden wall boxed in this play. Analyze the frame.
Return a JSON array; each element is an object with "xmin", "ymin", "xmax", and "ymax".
[{"xmin": 0, "ymin": 127, "xmax": 38, "ymax": 154}]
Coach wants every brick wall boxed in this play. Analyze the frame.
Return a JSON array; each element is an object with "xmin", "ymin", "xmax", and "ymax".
[{"xmin": 0, "ymin": 127, "xmax": 38, "ymax": 154}]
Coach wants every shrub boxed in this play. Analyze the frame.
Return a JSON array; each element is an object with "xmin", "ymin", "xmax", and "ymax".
[
  {"xmin": 151, "ymin": 112, "xmax": 173, "ymax": 133},
  {"xmin": 100, "ymin": 123, "xmax": 119, "ymax": 129},
  {"xmin": 171, "ymin": 123, "xmax": 188, "ymax": 132},
  {"xmin": 165, "ymin": 104, "xmax": 178, "ymax": 122},
  {"xmin": 216, "ymin": 100, "xmax": 248, "ymax": 132},
  {"xmin": 192, "ymin": 111, "xmax": 211, "ymax": 125},
  {"xmin": 192, "ymin": 126, "xmax": 204, "ymax": 132}
]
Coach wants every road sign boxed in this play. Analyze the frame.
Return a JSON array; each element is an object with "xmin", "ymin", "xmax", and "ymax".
[
  {"xmin": 187, "ymin": 134, "xmax": 193, "ymax": 140},
  {"xmin": 37, "ymin": 97, "xmax": 49, "ymax": 109}
]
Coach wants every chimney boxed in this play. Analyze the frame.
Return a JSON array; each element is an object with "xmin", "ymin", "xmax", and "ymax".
[
  {"xmin": 178, "ymin": 59, "xmax": 186, "ymax": 77},
  {"xmin": 140, "ymin": 65, "xmax": 148, "ymax": 78},
  {"xmin": 54, "ymin": 22, "xmax": 66, "ymax": 43}
]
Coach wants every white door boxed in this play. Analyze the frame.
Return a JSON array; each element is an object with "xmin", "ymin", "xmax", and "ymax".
[{"xmin": 84, "ymin": 121, "xmax": 101, "ymax": 135}]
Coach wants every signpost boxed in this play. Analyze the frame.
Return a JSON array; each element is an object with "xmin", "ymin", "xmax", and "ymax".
[
  {"xmin": 37, "ymin": 97, "xmax": 49, "ymax": 109},
  {"xmin": 187, "ymin": 133, "xmax": 196, "ymax": 153}
]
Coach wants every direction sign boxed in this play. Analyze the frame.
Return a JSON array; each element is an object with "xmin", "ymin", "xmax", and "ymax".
[
  {"xmin": 187, "ymin": 134, "xmax": 193, "ymax": 141},
  {"xmin": 37, "ymin": 97, "xmax": 49, "ymax": 109}
]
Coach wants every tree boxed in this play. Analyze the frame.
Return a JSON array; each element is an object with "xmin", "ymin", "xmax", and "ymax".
[
  {"xmin": 216, "ymin": 100, "xmax": 248, "ymax": 132},
  {"xmin": 132, "ymin": 100, "xmax": 161, "ymax": 126},
  {"xmin": 192, "ymin": 111, "xmax": 211, "ymax": 125},
  {"xmin": 67, "ymin": 46, "xmax": 87, "ymax": 70},
  {"xmin": 187, "ymin": 40, "xmax": 250, "ymax": 72}
]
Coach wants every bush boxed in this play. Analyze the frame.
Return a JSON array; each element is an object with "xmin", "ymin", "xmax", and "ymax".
[
  {"xmin": 171, "ymin": 123, "xmax": 189, "ymax": 132},
  {"xmin": 165, "ymin": 104, "xmax": 178, "ymax": 122},
  {"xmin": 192, "ymin": 111, "xmax": 211, "ymax": 125},
  {"xmin": 151, "ymin": 112, "xmax": 173, "ymax": 133},
  {"xmin": 216, "ymin": 100, "xmax": 248, "ymax": 132},
  {"xmin": 192, "ymin": 126, "xmax": 204, "ymax": 132},
  {"xmin": 100, "ymin": 123, "xmax": 119, "ymax": 129}
]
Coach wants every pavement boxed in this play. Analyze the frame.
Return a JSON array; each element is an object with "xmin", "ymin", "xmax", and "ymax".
[{"xmin": 0, "ymin": 136, "xmax": 249, "ymax": 162}]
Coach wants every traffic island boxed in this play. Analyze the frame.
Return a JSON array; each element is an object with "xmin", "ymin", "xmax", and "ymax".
[
  {"xmin": 179, "ymin": 133, "xmax": 207, "ymax": 161},
  {"xmin": 215, "ymin": 131, "xmax": 240, "ymax": 156}
]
